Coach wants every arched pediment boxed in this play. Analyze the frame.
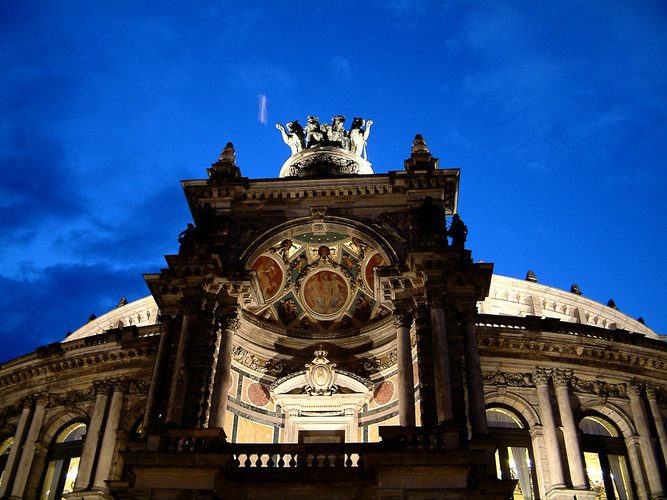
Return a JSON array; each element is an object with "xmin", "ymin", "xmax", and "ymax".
[{"xmin": 242, "ymin": 222, "xmax": 395, "ymax": 337}]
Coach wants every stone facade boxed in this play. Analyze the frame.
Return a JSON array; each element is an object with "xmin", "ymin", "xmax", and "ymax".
[{"xmin": 0, "ymin": 134, "xmax": 665, "ymax": 499}]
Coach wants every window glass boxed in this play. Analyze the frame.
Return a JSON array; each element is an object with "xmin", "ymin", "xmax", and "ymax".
[
  {"xmin": 579, "ymin": 416, "xmax": 617, "ymax": 437},
  {"xmin": 0, "ymin": 437, "xmax": 14, "ymax": 488},
  {"xmin": 40, "ymin": 423, "xmax": 86, "ymax": 499},
  {"xmin": 580, "ymin": 414, "xmax": 631, "ymax": 500},
  {"xmin": 486, "ymin": 408, "xmax": 523, "ymax": 429},
  {"xmin": 55, "ymin": 422, "xmax": 86, "ymax": 443},
  {"xmin": 487, "ymin": 408, "xmax": 535, "ymax": 499}
]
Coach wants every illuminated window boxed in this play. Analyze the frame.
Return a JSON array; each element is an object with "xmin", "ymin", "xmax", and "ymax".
[
  {"xmin": 40, "ymin": 422, "xmax": 86, "ymax": 500},
  {"xmin": 579, "ymin": 415, "xmax": 633, "ymax": 500},
  {"xmin": 0, "ymin": 437, "xmax": 13, "ymax": 487},
  {"xmin": 129, "ymin": 418, "xmax": 144, "ymax": 442},
  {"xmin": 487, "ymin": 407, "xmax": 538, "ymax": 499}
]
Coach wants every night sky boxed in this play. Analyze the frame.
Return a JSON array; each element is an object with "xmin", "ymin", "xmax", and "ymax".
[{"xmin": 2, "ymin": 2, "xmax": 666, "ymax": 363}]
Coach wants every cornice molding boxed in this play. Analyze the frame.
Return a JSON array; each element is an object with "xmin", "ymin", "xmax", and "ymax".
[{"xmin": 0, "ymin": 343, "xmax": 157, "ymax": 390}]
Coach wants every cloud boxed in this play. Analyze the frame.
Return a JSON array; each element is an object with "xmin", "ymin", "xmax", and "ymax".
[
  {"xmin": 329, "ymin": 56, "xmax": 352, "ymax": 82},
  {"xmin": 0, "ymin": 81, "xmax": 84, "ymax": 237},
  {"xmin": 228, "ymin": 62, "xmax": 295, "ymax": 93},
  {"xmin": 258, "ymin": 94, "xmax": 268, "ymax": 124},
  {"xmin": 0, "ymin": 263, "xmax": 150, "ymax": 363}
]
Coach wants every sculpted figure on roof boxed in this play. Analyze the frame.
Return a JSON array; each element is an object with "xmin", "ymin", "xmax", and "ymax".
[
  {"xmin": 350, "ymin": 117, "xmax": 373, "ymax": 158},
  {"xmin": 276, "ymin": 121, "xmax": 306, "ymax": 154},
  {"xmin": 277, "ymin": 114, "xmax": 373, "ymax": 158}
]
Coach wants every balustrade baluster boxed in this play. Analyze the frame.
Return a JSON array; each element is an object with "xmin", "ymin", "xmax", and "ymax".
[{"xmin": 357, "ymin": 454, "xmax": 365, "ymax": 468}]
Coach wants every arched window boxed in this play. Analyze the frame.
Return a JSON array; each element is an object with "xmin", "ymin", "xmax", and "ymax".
[
  {"xmin": 579, "ymin": 414, "xmax": 633, "ymax": 500},
  {"xmin": 487, "ymin": 407, "xmax": 538, "ymax": 499},
  {"xmin": 40, "ymin": 422, "xmax": 86, "ymax": 499},
  {"xmin": 0, "ymin": 437, "xmax": 13, "ymax": 487}
]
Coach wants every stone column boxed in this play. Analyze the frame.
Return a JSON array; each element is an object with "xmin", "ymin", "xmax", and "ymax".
[
  {"xmin": 74, "ymin": 381, "xmax": 111, "ymax": 491},
  {"xmin": 627, "ymin": 381, "xmax": 665, "ymax": 498},
  {"xmin": 209, "ymin": 313, "xmax": 240, "ymax": 428},
  {"xmin": 142, "ymin": 316, "xmax": 174, "ymax": 432},
  {"xmin": 395, "ymin": 309, "xmax": 415, "ymax": 427},
  {"xmin": 429, "ymin": 295, "xmax": 454, "ymax": 423},
  {"xmin": 646, "ymin": 384, "xmax": 667, "ymax": 471},
  {"xmin": 553, "ymin": 369, "xmax": 587, "ymax": 489},
  {"xmin": 624, "ymin": 434, "xmax": 649, "ymax": 499},
  {"xmin": 528, "ymin": 426, "xmax": 548, "ymax": 499},
  {"xmin": 10, "ymin": 393, "xmax": 48, "ymax": 498},
  {"xmin": 533, "ymin": 368, "xmax": 566, "ymax": 490},
  {"xmin": 460, "ymin": 308, "xmax": 487, "ymax": 437},
  {"xmin": 0, "ymin": 399, "xmax": 32, "ymax": 498},
  {"xmin": 92, "ymin": 378, "xmax": 127, "ymax": 491},
  {"xmin": 165, "ymin": 306, "xmax": 196, "ymax": 425}
]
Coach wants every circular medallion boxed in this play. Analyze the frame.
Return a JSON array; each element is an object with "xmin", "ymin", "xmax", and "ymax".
[
  {"xmin": 251, "ymin": 255, "xmax": 283, "ymax": 300},
  {"xmin": 373, "ymin": 381, "xmax": 394, "ymax": 405},
  {"xmin": 302, "ymin": 270, "xmax": 349, "ymax": 317},
  {"xmin": 247, "ymin": 382, "xmax": 271, "ymax": 407}
]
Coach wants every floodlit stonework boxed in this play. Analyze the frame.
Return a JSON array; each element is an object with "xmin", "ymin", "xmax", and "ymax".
[{"xmin": 0, "ymin": 128, "xmax": 665, "ymax": 499}]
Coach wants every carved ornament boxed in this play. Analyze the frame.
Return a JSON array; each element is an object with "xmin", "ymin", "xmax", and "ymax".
[
  {"xmin": 393, "ymin": 310, "xmax": 413, "ymax": 329},
  {"xmin": 626, "ymin": 381, "xmax": 643, "ymax": 398},
  {"xmin": 553, "ymin": 369, "xmax": 573, "ymax": 388},
  {"xmin": 571, "ymin": 376, "xmax": 626, "ymax": 399},
  {"xmin": 363, "ymin": 349, "xmax": 398, "ymax": 373},
  {"xmin": 533, "ymin": 367, "xmax": 552, "ymax": 386},
  {"xmin": 304, "ymin": 348, "xmax": 338, "ymax": 396},
  {"xmin": 483, "ymin": 370, "xmax": 534, "ymax": 387},
  {"xmin": 232, "ymin": 346, "xmax": 284, "ymax": 375}
]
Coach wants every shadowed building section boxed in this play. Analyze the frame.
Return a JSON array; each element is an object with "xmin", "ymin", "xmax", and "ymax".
[{"xmin": 0, "ymin": 121, "xmax": 664, "ymax": 499}]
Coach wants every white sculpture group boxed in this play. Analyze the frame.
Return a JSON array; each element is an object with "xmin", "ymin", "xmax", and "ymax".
[{"xmin": 276, "ymin": 115, "xmax": 373, "ymax": 159}]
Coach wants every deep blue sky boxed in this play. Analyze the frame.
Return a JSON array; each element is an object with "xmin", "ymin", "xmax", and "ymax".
[{"xmin": 1, "ymin": 1, "xmax": 666, "ymax": 362}]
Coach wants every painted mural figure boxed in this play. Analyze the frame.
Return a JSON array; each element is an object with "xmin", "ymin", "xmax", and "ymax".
[
  {"xmin": 304, "ymin": 271, "xmax": 348, "ymax": 315},
  {"xmin": 252, "ymin": 256, "xmax": 283, "ymax": 299}
]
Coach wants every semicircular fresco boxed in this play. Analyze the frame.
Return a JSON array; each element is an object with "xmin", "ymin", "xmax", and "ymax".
[{"xmin": 246, "ymin": 231, "xmax": 391, "ymax": 336}]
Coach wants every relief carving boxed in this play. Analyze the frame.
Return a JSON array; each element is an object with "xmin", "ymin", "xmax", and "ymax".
[
  {"xmin": 483, "ymin": 370, "xmax": 534, "ymax": 387},
  {"xmin": 571, "ymin": 376, "xmax": 626, "ymax": 399},
  {"xmin": 363, "ymin": 349, "xmax": 398, "ymax": 373},
  {"xmin": 232, "ymin": 346, "xmax": 284, "ymax": 375}
]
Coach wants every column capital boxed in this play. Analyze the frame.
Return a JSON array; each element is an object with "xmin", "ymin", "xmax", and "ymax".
[
  {"xmin": 20, "ymin": 396, "xmax": 34, "ymax": 410},
  {"xmin": 626, "ymin": 380, "xmax": 643, "ymax": 398},
  {"xmin": 111, "ymin": 376, "xmax": 129, "ymax": 393},
  {"xmin": 393, "ymin": 309, "xmax": 413, "ymax": 328},
  {"xmin": 426, "ymin": 290, "xmax": 445, "ymax": 309},
  {"xmin": 94, "ymin": 379, "xmax": 113, "ymax": 397},
  {"xmin": 457, "ymin": 304, "xmax": 477, "ymax": 323},
  {"xmin": 534, "ymin": 367, "xmax": 552, "ymax": 386},
  {"xmin": 553, "ymin": 368, "xmax": 573, "ymax": 388},
  {"xmin": 182, "ymin": 298, "xmax": 202, "ymax": 315},
  {"xmin": 645, "ymin": 383, "xmax": 659, "ymax": 400},
  {"xmin": 217, "ymin": 312, "xmax": 241, "ymax": 332},
  {"xmin": 34, "ymin": 392, "xmax": 50, "ymax": 407}
]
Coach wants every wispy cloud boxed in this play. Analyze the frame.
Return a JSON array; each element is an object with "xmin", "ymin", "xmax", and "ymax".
[
  {"xmin": 258, "ymin": 94, "xmax": 268, "ymax": 124},
  {"xmin": 329, "ymin": 56, "xmax": 352, "ymax": 82},
  {"xmin": 228, "ymin": 63, "xmax": 295, "ymax": 92}
]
